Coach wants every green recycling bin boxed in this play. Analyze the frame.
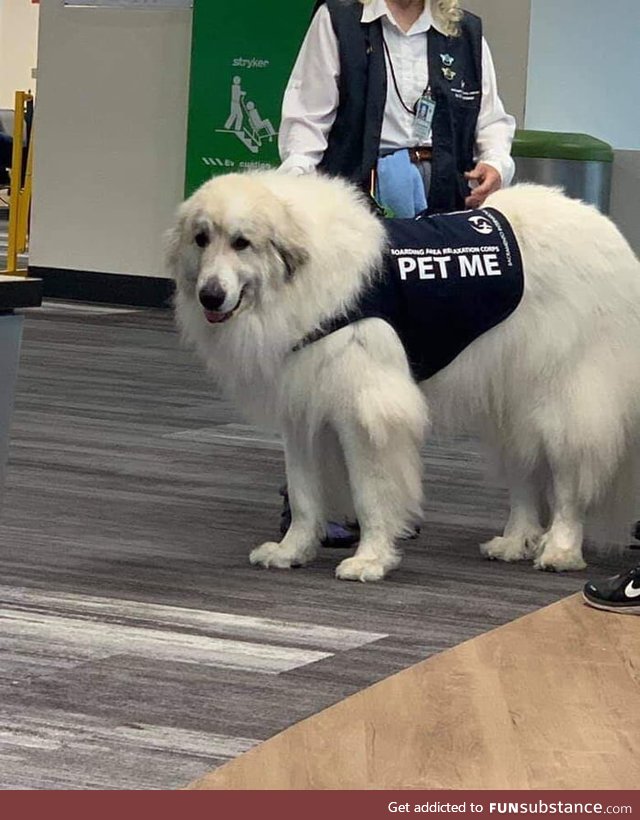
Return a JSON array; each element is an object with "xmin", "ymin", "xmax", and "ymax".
[{"xmin": 512, "ymin": 130, "xmax": 614, "ymax": 214}]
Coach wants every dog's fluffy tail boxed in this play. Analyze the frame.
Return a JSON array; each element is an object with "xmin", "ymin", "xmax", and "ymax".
[
  {"xmin": 354, "ymin": 368, "xmax": 429, "ymax": 451},
  {"xmin": 352, "ymin": 370, "xmax": 429, "ymax": 536}
]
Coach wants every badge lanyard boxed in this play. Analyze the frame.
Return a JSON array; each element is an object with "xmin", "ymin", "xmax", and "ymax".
[{"xmin": 381, "ymin": 32, "xmax": 435, "ymax": 143}]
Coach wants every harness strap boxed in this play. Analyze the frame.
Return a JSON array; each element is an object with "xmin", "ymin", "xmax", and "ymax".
[{"xmin": 291, "ymin": 314, "xmax": 357, "ymax": 354}]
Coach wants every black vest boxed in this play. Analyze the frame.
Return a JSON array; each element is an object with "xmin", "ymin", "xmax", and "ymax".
[
  {"xmin": 312, "ymin": 0, "xmax": 483, "ymax": 214},
  {"xmin": 294, "ymin": 207, "xmax": 524, "ymax": 382}
]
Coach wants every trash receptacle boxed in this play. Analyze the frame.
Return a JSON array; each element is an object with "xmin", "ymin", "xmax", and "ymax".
[{"xmin": 512, "ymin": 130, "xmax": 614, "ymax": 214}]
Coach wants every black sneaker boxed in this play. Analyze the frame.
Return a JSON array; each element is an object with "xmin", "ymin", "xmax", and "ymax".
[{"xmin": 583, "ymin": 565, "xmax": 640, "ymax": 614}]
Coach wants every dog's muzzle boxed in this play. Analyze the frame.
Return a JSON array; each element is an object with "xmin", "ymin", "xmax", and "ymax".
[{"xmin": 198, "ymin": 282, "xmax": 245, "ymax": 324}]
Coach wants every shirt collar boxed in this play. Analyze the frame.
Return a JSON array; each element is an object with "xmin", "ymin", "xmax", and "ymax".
[{"xmin": 360, "ymin": 0, "xmax": 444, "ymax": 35}]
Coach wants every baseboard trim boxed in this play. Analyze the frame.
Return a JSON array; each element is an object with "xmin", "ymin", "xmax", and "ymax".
[{"xmin": 29, "ymin": 267, "xmax": 174, "ymax": 309}]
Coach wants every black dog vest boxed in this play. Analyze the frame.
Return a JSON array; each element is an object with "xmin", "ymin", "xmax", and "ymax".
[{"xmin": 294, "ymin": 207, "xmax": 524, "ymax": 382}]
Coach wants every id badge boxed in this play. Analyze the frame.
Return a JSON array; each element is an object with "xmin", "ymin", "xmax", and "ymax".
[{"xmin": 413, "ymin": 93, "xmax": 435, "ymax": 142}]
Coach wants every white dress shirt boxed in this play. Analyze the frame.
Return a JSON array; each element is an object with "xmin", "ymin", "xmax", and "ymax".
[{"xmin": 279, "ymin": 0, "xmax": 516, "ymax": 186}]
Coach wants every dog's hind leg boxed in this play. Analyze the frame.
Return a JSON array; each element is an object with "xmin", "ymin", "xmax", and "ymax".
[
  {"xmin": 534, "ymin": 460, "xmax": 587, "ymax": 572},
  {"xmin": 531, "ymin": 360, "xmax": 629, "ymax": 571},
  {"xmin": 250, "ymin": 430, "xmax": 324, "ymax": 570},
  {"xmin": 480, "ymin": 465, "xmax": 545, "ymax": 562}
]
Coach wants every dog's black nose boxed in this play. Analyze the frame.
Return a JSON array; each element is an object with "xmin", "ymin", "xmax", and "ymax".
[{"xmin": 199, "ymin": 282, "xmax": 227, "ymax": 311}]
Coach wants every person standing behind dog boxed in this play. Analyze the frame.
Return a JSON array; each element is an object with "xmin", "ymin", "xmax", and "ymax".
[
  {"xmin": 279, "ymin": 0, "xmax": 516, "ymax": 217},
  {"xmin": 277, "ymin": 0, "xmax": 515, "ymax": 543}
]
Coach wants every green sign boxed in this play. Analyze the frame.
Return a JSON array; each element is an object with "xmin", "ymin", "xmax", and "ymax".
[{"xmin": 185, "ymin": 0, "xmax": 315, "ymax": 196}]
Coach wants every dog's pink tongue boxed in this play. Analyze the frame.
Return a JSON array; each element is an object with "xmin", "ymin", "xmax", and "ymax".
[{"xmin": 204, "ymin": 309, "xmax": 229, "ymax": 324}]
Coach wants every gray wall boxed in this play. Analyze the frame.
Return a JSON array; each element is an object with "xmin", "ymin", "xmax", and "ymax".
[
  {"xmin": 611, "ymin": 151, "xmax": 640, "ymax": 257},
  {"xmin": 463, "ymin": 0, "xmax": 531, "ymax": 126},
  {"xmin": 524, "ymin": 0, "xmax": 640, "ymax": 253},
  {"xmin": 526, "ymin": 0, "xmax": 640, "ymax": 151},
  {"xmin": 468, "ymin": 0, "xmax": 640, "ymax": 256}
]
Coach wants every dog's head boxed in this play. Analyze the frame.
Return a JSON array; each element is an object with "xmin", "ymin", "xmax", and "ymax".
[{"xmin": 166, "ymin": 173, "xmax": 309, "ymax": 325}]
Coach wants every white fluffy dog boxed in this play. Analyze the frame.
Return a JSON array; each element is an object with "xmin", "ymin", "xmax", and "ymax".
[{"xmin": 168, "ymin": 171, "xmax": 640, "ymax": 582}]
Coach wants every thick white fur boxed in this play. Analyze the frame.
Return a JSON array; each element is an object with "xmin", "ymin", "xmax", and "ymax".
[{"xmin": 168, "ymin": 171, "xmax": 640, "ymax": 581}]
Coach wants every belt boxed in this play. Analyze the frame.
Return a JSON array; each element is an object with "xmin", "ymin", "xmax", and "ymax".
[{"xmin": 408, "ymin": 146, "xmax": 433, "ymax": 164}]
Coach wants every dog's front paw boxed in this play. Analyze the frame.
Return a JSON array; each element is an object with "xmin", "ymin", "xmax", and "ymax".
[
  {"xmin": 533, "ymin": 535, "xmax": 586, "ymax": 572},
  {"xmin": 335, "ymin": 556, "xmax": 390, "ymax": 582},
  {"xmin": 480, "ymin": 534, "xmax": 539, "ymax": 563},
  {"xmin": 249, "ymin": 541, "xmax": 313, "ymax": 570}
]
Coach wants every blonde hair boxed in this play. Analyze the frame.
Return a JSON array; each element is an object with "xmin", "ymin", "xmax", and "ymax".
[
  {"xmin": 431, "ymin": 0, "xmax": 462, "ymax": 36},
  {"xmin": 357, "ymin": 0, "xmax": 462, "ymax": 37}
]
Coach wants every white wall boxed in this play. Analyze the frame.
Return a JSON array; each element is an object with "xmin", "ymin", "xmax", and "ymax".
[
  {"xmin": 0, "ymin": 0, "xmax": 40, "ymax": 109},
  {"xmin": 526, "ymin": 0, "xmax": 640, "ymax": 150},
  {"xmin": 29, "ymin": 0, "xmax": 192, "ymax": 278}
]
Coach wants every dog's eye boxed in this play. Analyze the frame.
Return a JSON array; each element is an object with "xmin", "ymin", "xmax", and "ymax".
[
  {"xmin": 194, "ymin": 231, "xmax": 210, "ymax": 249},
  {"xmin": 231, "ymin": 235, "xmax": 251, "ymax": 252}
]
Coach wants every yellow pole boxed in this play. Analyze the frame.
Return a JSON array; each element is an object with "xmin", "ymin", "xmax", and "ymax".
[
  {"xmin": 4, "ymin": 91, "xmax": 32, "ymax": 276},
  {"xmin": 16, "ymin": 117, "xmax": 34, "ymax": 256}
]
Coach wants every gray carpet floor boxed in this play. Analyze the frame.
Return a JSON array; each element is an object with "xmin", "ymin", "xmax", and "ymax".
[{"xmin": 0, "ymin": 302, "xmax": 628, "ymax": 789}]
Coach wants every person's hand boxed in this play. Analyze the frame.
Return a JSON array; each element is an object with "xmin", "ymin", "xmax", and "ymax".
[{"xmin": 464, "ymin": 163, "xmax": 502, "ymax": 209}]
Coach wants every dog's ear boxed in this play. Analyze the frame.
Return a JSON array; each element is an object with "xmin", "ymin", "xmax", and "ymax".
[
  {"xmin": 270, "ymin": 202, "xmax": 310, "ymax": 282},
  {"xmin": 164, "ymin": 207, "xmax": 188, "ymax": 279},
  {"xmin": 271, "ymin": 238, "xmax": 309, "ymax": 282}
]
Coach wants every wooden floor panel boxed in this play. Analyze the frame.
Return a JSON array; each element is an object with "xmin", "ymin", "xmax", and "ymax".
[{"xmin": 188, "ymin": 595, "xmax": 640, "ymax": 790}]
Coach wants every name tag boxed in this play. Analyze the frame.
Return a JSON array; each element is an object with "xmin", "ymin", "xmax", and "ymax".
[{"xmin": 413, "ymin": 92, "xmax": 435, "ymax": 142}]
